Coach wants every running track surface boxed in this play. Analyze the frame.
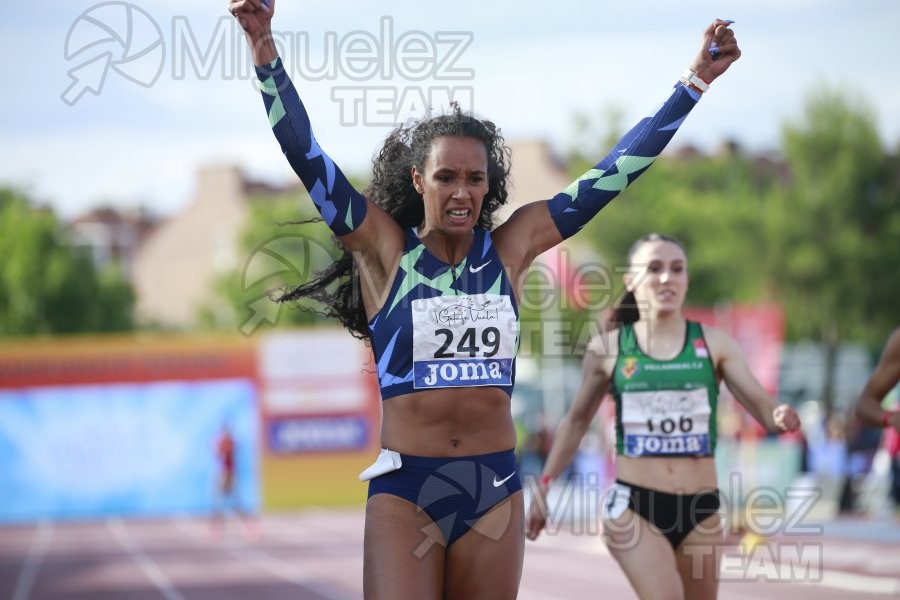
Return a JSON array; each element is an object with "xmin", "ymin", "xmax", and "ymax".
[{"xmin": 2, "ymin": 510, "xmax": 899, "ymax": 599}]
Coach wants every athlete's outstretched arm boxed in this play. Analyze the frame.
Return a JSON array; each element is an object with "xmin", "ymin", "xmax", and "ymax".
[
  {"xmin": 706, "ymin": 327, "xmax": 801, "ymax": 434},
  {"xmin": 496, "ymin": 19, "xmax": 741, "ymax": 267},
  {"xmin": 229, "ymin": 0, "xmax": 397, "ymax": 253},
  {"xmin": 855, "ymin": 328, "xmax": 900, "ymax": 430},
  {"xmin": 254, "ymin": 57, "xmax": 368, "ymax": 237},
  {"xmin": 543, "ymin": 82, "xmax": 698, "ymax": 238},
  {"xmin": 526, "ymin": 333, "xmax": 616, "ymax": 541}
]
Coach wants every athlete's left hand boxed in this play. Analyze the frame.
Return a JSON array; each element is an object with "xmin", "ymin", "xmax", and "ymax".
[
  {"xmin": 688, "ymin": 19, "xmax": 741, "ymax": 84},
  {"xmin": 526, "ymin": 483, "xmax": 550, "ymax": 541},
  {"xmin": 229, "ymin": 0, "xmax": 273, "ymax": 37},
  {"xmin": 772, "ymin": 404, "xmax": 801, "ymax": 432}
]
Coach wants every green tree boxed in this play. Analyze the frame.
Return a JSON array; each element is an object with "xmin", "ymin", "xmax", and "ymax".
[
  {"xmin": 562, "ymin": 86, "xmax": 900, "ymax": 413},
  {"xmin": 202, "ymin": 186, "xmax": 359, "ymax": 335},
  {"xmin": 523, "ymin": 106, "xmax": 786, "ymax": 359},
  {"xmin": 773, "ymin": 86, "xmax": 900, "ymax": 411},
  {"xmin": 0, "ymin": 188, "xmax": 134, "ymax": 336},
  {"xmin": 571, "ymin": 152, "xmax": 780, "ymax": 309}
]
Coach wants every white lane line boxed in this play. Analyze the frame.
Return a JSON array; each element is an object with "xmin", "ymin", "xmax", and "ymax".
[
  {"xmin": 11, "ymin": 520, "xmax": 54, "ymax": 600},
  {"xmin": 538, "ymin": 533, "xmax": 900, "ymax": 596},
  {"xmin": 807, "ymin": 569, "xmax": 900, "ymax": 595},
  {"xmin": 720, "ymin": 546, "xmax": 900, "ymax": 595},
  {"xmin": 106, "ymin": 517, "xmax": 185, "ymax": 600},
  {"xmin": 224, "ymin": 545, "xmax": 360, "ymax": 600},
  {"xmin": 170, "ymin": 516, "xmax": 360, "ymax": 600}
]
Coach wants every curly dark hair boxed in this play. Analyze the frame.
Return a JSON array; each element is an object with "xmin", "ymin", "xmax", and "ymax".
[{"xmin": 273, "ymin": 103, "xmax": 512, "ymax": 342}]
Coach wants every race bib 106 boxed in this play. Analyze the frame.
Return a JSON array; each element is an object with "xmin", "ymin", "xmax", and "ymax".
[
  {"xmin": 620, "ymin": 387, "xmax": 711, "ymax": 456},
  {"xmin": 411, "ymin": 294, "xmax": 517, "ymax": 389}
]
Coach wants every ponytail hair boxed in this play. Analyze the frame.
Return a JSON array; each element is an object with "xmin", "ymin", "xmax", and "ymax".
[
  {"xmin": 604, "ymin": 290, "xmax": 639, "ymax": 331},
  {"xmin": 603, "ymin": 233, "xmax": 686, "ymax": 332}
]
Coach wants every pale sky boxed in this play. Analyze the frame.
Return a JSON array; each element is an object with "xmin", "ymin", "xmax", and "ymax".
[{"xmin": 2, "ymin": 0, "xmax": 899, "ymax": 218}]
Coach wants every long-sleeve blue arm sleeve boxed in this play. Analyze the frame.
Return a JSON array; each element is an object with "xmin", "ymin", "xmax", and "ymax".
[
  {"xmin": 547, "ymin": 83, "xmax": 701, "ymax": 239},
  {"xmin": 255, "ymin": 57, "xmax": 367, "ymax": 236}
]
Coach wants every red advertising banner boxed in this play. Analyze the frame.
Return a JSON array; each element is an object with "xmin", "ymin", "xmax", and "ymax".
[
  {"xmin": 684, "ymin": 303, "xmax": 785, "ymax": 437},
  {"xmin": 0, "ymin": 335, "xmax": 257, "ymax": 388}
]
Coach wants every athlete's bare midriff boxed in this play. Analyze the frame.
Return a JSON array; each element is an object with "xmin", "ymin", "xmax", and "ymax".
[
  {"xmin": 615, "ymin": 455, "xmax": 719, "ymax": 493},
  {"xmin": 380, "ymin": 387, "xmax": 516, "ymax": 456}
]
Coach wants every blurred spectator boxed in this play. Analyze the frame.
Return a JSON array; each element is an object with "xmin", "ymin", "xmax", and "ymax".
[
  {"xmin": 808, "ymin": 414, "xmax": 849, "ymax": 515},
  {"xmin": 211, "ymin": 424, "xmax": 258, "ymax": 540},
  {"xmin": 518, "ymin": 412, "xmax": 557, "ymax": 481},
  {"xmin": 839, "ymin": 412, "xmax": 882, "ymax": 513}
]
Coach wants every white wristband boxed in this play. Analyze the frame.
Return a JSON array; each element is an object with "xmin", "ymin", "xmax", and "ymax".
[{"xmin": 680, "ymin": 69, "xmax": 710, "ymax": 93}]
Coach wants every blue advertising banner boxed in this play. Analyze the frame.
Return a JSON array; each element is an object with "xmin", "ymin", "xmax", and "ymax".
[
  {"xmin": 0, "ymin": 379, "xmax": 258, "ymax": 522},
  {"xmin": 268, "ymin": 416, "xmax": 368, "ymax": 454}
]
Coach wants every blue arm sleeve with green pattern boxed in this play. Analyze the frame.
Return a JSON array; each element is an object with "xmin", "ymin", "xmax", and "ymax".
[
  {"xmin": 548, "ymin": 83, "xmax": 701, "ymax": 239},
  {"xmin": 255, "ymin": 57, "xmax": 367, "ymax": 236}
]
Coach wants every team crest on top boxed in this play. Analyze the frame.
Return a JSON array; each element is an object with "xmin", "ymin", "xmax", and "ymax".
[
  {"xmin": 621, "ymin": 357, "xmax": 640, "ymax": 379},
  {"xmin": 693, "ymin": 338, "xmax": 709, "ymax": 358}
]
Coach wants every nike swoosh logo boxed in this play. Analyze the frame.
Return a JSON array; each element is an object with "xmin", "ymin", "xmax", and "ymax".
[
  {"xmin": 469, "ymin": 261, "xmax": 492, "ymax": 274},
  {"xmin": 493, "ymin": 472, "xmax": 515, "ymax": 487}
]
